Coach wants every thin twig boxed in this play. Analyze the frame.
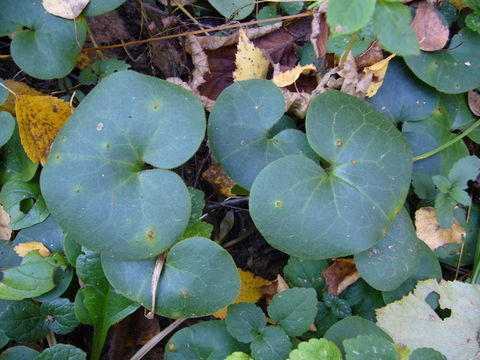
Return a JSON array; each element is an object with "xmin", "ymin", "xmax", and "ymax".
[
  {"xmin": 223, "ymin": 228, "xmax": 256, "ymax": 248},
  {"xmin": 46, "ymin": 332, "xmax": 57, "ymax": 347},
  {"xmin": 207, "ymin": 197, "xmax": 249, "ymax": 209},
  {"xmin": 145, "ymin": 252, "xmax": 167, "ymax": 319}
]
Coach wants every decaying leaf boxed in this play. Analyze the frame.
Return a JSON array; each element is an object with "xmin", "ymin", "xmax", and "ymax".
[
  {"xmin": 322, "ymin": 258, "xmax": 360, "ymax": 295},
  {"xmin": 310, "ymin": 9, "xmax": 329, "ymax": 59},
  {"xmin": 415, "ymin": 207, "xmax": 465, "ymax": 251},
  {"xmin": 14, "ymin": 241, "xmax": 51, "ymax": 257},
  {"xmin": 0, "ymin": 205, "xmax": 12, "ymax": 241},
  {"xmin": 281, "ymin": 89, "xmax": 312, "ymax": 118},
  {"xmin": 253, "ymin": 28, "xmax": 298, "ymax": 67},
  {"xmin": 233, "ymin": 29, "xmax": 270, "ymax": 82},
  {"xmin": 468, "ymin": 90, "xmax": 480, "ymax": 116},
  {"xmin": 411, "ymin": 2, "xmax": 449, "ymax": 51},
  {"xmin": 42, "ymin": 0, "xmax": 90, "ymax": 19},
  {"xmin": 376, "ymin": 279, "xmax": 480, "ymax": 359},
  {"xmin": 202, "ymin": 163, "xmax": 238, "ymax": 197},
  {"xmin": 363, "ymin": 54, "xmax": 396, "ymax": 97},
  {"xmin": 0, "ymin": 80, "xmax": 44, "ymax": 115},
  {"xmin": 272, "ymin": 64, "xmax": 316, "ymax": 88},
  {"xmin": 355, "ymin": 41, "xmax": 384, "ymax": 69},
  {"xmin": 15, "ymin": 95, "xmax": 73, "ymax": 165},
  {"xmin": 212, "ymin": 269, "xmax": 270, "ymax": 319},
  {"xmin": 338, "ymin": 53, "xmax": 361, "ymax": 97}
]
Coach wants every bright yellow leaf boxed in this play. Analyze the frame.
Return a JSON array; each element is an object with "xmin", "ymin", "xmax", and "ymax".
[
  {"xmin": 212, "ymin": 269, "xmax": 270, "ymax": 319},
  {"xmin": 14, "ymin": 242, "xmax": 51, "ymax": 257},
  {"xmin": 15, "ymin": 95, "xmax": 73, "ymax": 165},
  {"xmin": 449, "ymin": 0, "xmax": 468, "ymax": 9},
  {"xmin": 364, "ymin": 54, "xmax": 396, "ymax": 98},
  {"xmin": 42, "ymin": 0, "xmax": 90, "ymax": 19},
  {"xmin": 272, "ymin": 64, "xmax": 316, "ymax": 88},
  {"xmin": 0, "ymin": 80, "xmax": 44, "ymax": 115},
  {"xmin": 233, "ymin": 29, "xmax": 270, "ymax": 82}
]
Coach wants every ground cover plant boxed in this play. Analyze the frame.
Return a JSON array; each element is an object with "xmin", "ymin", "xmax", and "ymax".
[{"xmin": 0, "ymin": 0, "xmax": 480, "ymax": 359}]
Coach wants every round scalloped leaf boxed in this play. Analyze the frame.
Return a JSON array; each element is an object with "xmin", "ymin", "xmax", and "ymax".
[
  {"xmin": 250, "ymin": 91, "xmax": 412, "ymax": 259},
  {"xmin": 83, "ymin": 0, "xmax": 127, "ymax": 16},
  {"xmin": 0, "ymin": 1, "xmax": 86, "ymax": 80},
  {"xmin": 404, "ymin": 29, "xmax": 480, "ymax": 94},
  {"xmin": 355, "ymin": 209, "xmax": 421, "ymax": 291},
  {"xmin": 367, "ymin": 58, "xmax": 439, "ymax": 123},
  {"xmin": 0, "ymin": 112, "xmax": 15, "ymax": 147},
  {"xmin": 208, "ymin": 80, "xmax": 316, "ymax": 190},
  {"xmin": 225, "ymin": 303, "xmax": 266, "ymax": 343},
  {"xmin": 283, "ymin": 258, "xmax": 328, "ymax": 293},
  {"xmin": 251, "ymin": 326, "xmax": 292, "ymax": 360},
  {"xmin": 343, "ymin": 335, "xmax": 397, "ymax": 360},
  {"xmin": 41, "ymin": 71, "xmax": 205, "ymax": 259},
  {"xmin": 164, "ymin": 321, "xmax": 248, "ymax": 360},
  {"xmin": 102, "ymin": 237, "xmax": 240, "ymax": 318},
  {"xmin": 287, "ymin": 338, "xmax": 341, "ymax": 360}
]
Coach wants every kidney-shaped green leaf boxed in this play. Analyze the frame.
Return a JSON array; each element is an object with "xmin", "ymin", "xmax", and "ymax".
[
  {"xmin": 102, "ymin": 237, "xmax": 240, "ymax": 318},
  {"xmin": 404, "ymin": 29, "xmax": 480, "ymax": 94},
  {"xmin": 250, "ymin": 90, "xmax": 412, "ymax": 259},
  {"xmin": 0, "ymin": 0, "xmax": 86, "ymax": 79},
  {"xmin": 327, "ymin": 0, "xmax": 376, "ymax": 35},
  {"xmin": 208, "ymin": 80, "xmax": 316, "ymax": 190},
  {"xmin": 83, "ymin": 0, "xmax": 127, "ymax": 16},
  {"xmin": 207, "ymin": 0, "xmax": 254, "ymax": 20},
  {"xmin": 41, "ymin": 71, "xmax": 206, "ymax": 259},
  {"xmin": 0, "ymin": 112, "xmax": 15, "ymax": 147}
]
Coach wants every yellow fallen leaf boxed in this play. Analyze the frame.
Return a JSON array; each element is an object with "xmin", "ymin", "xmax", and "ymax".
[
  {"xmin": 233, "ymin": 29, "xmax": 270, "ymax": 82},
  {"xmin": 364, "ymin": 54, "xmax": 395, "ymax": 97},
  {"xmin": 0, "ymin": 80, "xmax": 44, "ymax": 115},
  {"xmin": 202, "ymin": 163, "xmax": 238, "ymax": 197},
  {"xmin": 212, "ymin": 269, "xmax": 270, "ymax": 319},
  {"xmin": 15, "ymin": 95, "xmax": 73, "ymax": 165},
  {"xmin": 449, "ymin": 0, "xmax": 468, "ymax": 9},
  {"xmin": 415, "ymin": 207, "xmax": 465, "ymax": 251},
  {"xmin": 0, "ymin": 205, "xmax": 12, "ymax": 241},
  {"xmin": 42, "ymin": 0, "xmax": 90, "ymax": 19},
  {"xmin": 14, "ymin": 242, "xmax": 51, "ymax": 257},
  {"xmin": 272, "ymin": 64, "xmax": 316, "ymax": 88}
]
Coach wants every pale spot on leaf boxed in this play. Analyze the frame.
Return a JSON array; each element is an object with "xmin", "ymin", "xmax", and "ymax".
[{"xmin": 14, "ymin": 241, "xmax": 51, "ymax": 257}]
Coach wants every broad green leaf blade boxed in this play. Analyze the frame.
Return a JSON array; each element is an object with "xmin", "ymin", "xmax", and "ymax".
[
  {"xmin": 0, "ymin": 346, "xmax": 39, "ymax": 360},
  {"xmin": 251, "ymin": 90, "xmax": 412, "ymax": 259},
  {"xmin": 373, "ymin": 0, "xmax": 420, "ymax": 56},
  {"xmin": 404, "ymin": 29, "xmax": 480, "ymax": 93},
  {"xmin": 432, "ymin": 175, "xmax": 452, "ymax": 193},
  {"xmin": 448, "ymin": 186, "xmax": 471, "ymax": 205},
  {"xmin": 164, "ymin": 321, "xmax": 248, "ymax": 360},
  {"xmin": 0, "ymin": 112, "xmax": 15, "ymax": 147},
  {"xmin": 0, "ymin": 301, "xmax": 49, "ymax": 342},
  {"xmin": 251, "ymin": 326, "xmax": 292, "ymax": 360},
  {"xmin": 0, "ymin": 252, "xmax": 67, "ymax": 300},
  {"xmin": 283, "ymin": 257, "xmax": 328, "ymax": 293},
  {"xmin": 225, "ymin": 353, "xmax": 253, "ymax": 360},
  {"xmin": 448, "ymin": 155, "xmax": 480, "ymax": 185},
  {"xmin": 355, "ymin": 209, "xmax": 421, "ymax": 291},
  {"xmin": 63, "ymin": 234, "xmax": 82, "ymax": 267},
  {"xmin": 367, "ymin": 58, "xmax": 440, "ymax": 123},
  {"xmin": 267, "ymin": 288, "xmax": 318, "ymax": 336},
  {"xmin": 226, "ymin": 303, "xmax": 266, "ymax": 343},
  {"xmin": 83, "ymin": 0, "xmax": 127, "ymax": 16},
  {"xmin": 340, "ymin": 280, "xmax": 385, "ymax": 322},
  {"xmin": 409, "ymin": 348, "xmax": 447, "ymax": 360},
  {"xmin": 324, "ymin": 295, "xmax": 352, "ymax": 318},
  {"xmin": 207, "ymin": 0, "xmax": 254, "ymax": 19},
  {"xmin": 34, "ymin": 344, "xmax": 86, "ymax": 360},
  {"xmin": 102, "ymin": 237, "xmax": 240, "ymax": 318},
  {"xmin": 376, "ymin": 279, "xmax": 480, "ymax": 359},
  {"xmin": 41, "ymin": 71, "xmax": 206, "ymax": 259},
  {"xmin": 0, "ymin": 1, "xmax": 86, "ymax": 79},
  {"xmin": 440, "ymin": 94, "xmax": 476, "ymax": 130},
  {"xmin": 344, "ymin": 335, "xmax": 396, "ymax": 360},
  {"xmin": 327, "ymin": 0, "xmax": 376, "ymax": 35},
  {"xmin": 0, "ymin": 179, "xmax": 49, "ymax": 230},
  {"xmin": 0, "ymin": 80, "xmax": 8, "ymax": 105},
  {"xmin": 208, "ymin": 80, "xmax": 316, "ymax": 189},
  {"xmin": 434, "ymin": 192, "xmax": 457, "ymax": 228},
  {"xmin": 287, "ymin": 338, "xmax": 341, "ymax": 360},
  {"xmin": 324, "ymin": 316, "xmax": 392, "ymax": 355},
  {"xmin": 41, "ymin": 299, "xmax": 79, "ymax": 335}
]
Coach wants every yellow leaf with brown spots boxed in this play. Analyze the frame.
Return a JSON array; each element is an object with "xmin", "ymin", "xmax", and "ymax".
[
  {"xmin": 233, "ymin": 29, "xmax": 270, "ymax": 82},
  {"xmin": 449, "ymin": 0, "xmax": 468, "ymax": 9},
  {"xmin": 0, "ymin": 205, "xmax": 12, "ymax": 241},
  {"xmin": 15, "ymin": 95, "xmax": 73, "ymax": 165},
  {"xmin": 272, "ymin": 64, "xmax": 316, "ymax": 88},
  {"xmin": 14, "ymin": 242, "xmax": 51, "ymax": 257},
  {"xmin": 322, "ymin": 258, "xmax": 360, "ymax": 295},
  {"xmin": 212, "ymin": 269, "xmax": 270, "ymax": 319},
  {"xmin": 364, "ymin": 54, "xmax": 395, "ymax": 97},
  {"xmin": 0, "ymin": 80, "xmax": 44, "ymax": 115},
  {"xmin": 415, "ymin": 207, "xmax": 465, "ymax": 251},
  {"xmin": 42, "ymin": 0, "xmax": 90, "ymax": 19},
  {"xmin": 202, "ymin": 163, "xmax": 238, "ymax": 197}
]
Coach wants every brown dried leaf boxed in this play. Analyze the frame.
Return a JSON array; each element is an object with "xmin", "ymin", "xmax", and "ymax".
[
  {"xmin": 310, "ymin": 10, "xmax": 329, "ymax": 59},
  {"xmin": 322, "ymin": 258, "xmax": 360, "ymax": 295},
  {"xmin": 281, "ymin": 89, "xmax": 312, "ymax": 118},
  {"xmin": 468, "ymin": 90, "xmax": 480, "ymax": 116},
  {"xmin": 273, "ymin": 63, "xmax": 316, "ymax": 88},
  {"xmin": 0, "ymin": 205, "xmax": 12, "ymax": 241},
  {"xmin": 338, "ymin": 53, "xmax": 360, "ymax": 96},
  {"xmin": 202, "ymin": 163, "xmax": 238, "ymax": 197},
  {"xmin": 415, "ymin": 207, "xmax": 465, "ymax": 251},
  {"xmin": 14, "ymin": 242, "xmax": 51, "ymax": 257},
  {"xmin": 42, "ymin": 0, "xmax": 90, "ymax": 19},
  {"xmin": 363, "ymin": 54, "xmax": 396, "ymax": 97},
  {"xmin": 150, "ymin": 38, "xmax": 187, "ymax": 78},
  {"xmin": 253, "ymin": 28, "xmax": 298, "ymax": 67},
  {"xmin": 185, "ymin": 35, "xmax": 210, "ymax": 90},
  {"xmin": 276, "ymin": 274, "xmax": 290, "ymax": 293},
  {"xmin": 166, "ymin": 77, "xmax": 215, "ymax": 111},
  {"xmin": 355, "ymin": 41, "xmax": 384, "ymax": 69},
  {"xmin": 87, "ymin": 11, "xmax": 131, "ymax": 44},
  {"xmin": 412, "ymin": 3, "xmax": 449, "ymax": 51},
  {"xmin": 0, "ymin": 80, "xmax": 43, "ymax": 115}
]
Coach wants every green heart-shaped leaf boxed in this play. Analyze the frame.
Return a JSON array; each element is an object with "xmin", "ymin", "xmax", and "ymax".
[
  {"xmin": 327, "ymin": 0, "xmax": 376, "ymax": 35},
  {"xmin": 41, "ymin": 71, "xmax": 206, "ymax": 259},
  {"xmin": 226, "ymin": 303, "xmax": 266, "ymax": 343},
  {"xmin": 343, "ymin": 335, "xmax": 397, "ymax": 360},
  {"xmin": 251, "ymin": 326, "xmax": 292, "ymax": 360},
  {"xmin": 208, "ymin": 80, "xmax": 316, "ymax": 190},
  {"xmin": 404, "ymin": 29, "xmax": 480, "ymax": 94},
  {"xmin": 83, "ymin": 0, "xmax": 127, "ymax": 16},
  {"xmin": 207, "ymin": 0, "xmax": 254, "ymax": 20},
  {"xmin": 0, "ymin": 0, "xmax": 86, "ymax": 79},
  {"xmin": 250, "ymin": 91, "xmax": 412, "ymax": 259},
  {"xmin": 101, "ymin": 237, "xmax": 240, "ymax": 318}
]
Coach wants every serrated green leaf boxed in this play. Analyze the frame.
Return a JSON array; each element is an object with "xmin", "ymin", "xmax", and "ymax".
[
  {"xmin": 448, "ymin": 155, "xmax": 480, "ymax": 185},
  {"xmin": 340, "ymin": 280, "xmax": 385, "ymax": 322},
  {"xmin": 324, "ymin": 294, "xmax": 352, "ymax": 318},
  {"xmin": 0, "ymin": 300, "xmax": 49, "ymax": 342},
  {"xmin": 34, "ymin": 344, "xmax": 86, "ymax": 360},
  {"xmin": 327, "ymin": 0, "xmax": 375, "ymax": 34},
  {"xmin": 225, "ymin": 353, "xmax": 253, "ymax": 360},
  {"xmin": 434, "ymin": 192, "xmax": 457, "ymax": 228},
  {"xmin": 432, "ymin": 175, "xmax": 452, "ymax": 193},
  {"xmin": 0, "ymin": 112, "xmax": 15, "ymax": 147},
  {"xmin": 164, "ymin": 321, "xmax": 248, "ymax": 360},
  {"xmin": 251, "ymin": 326, "xmax": 292, "ymax": 360},
  {"xmin": 208, "ymin": 0, "xmax": 254, "ymax": 19},
  {"xmin": 267, "ymin": 288, "xmax": 318, "ymax": 336},
  {"xmin": 373, "ymin": 0, "xmax": 419, "ymax": 56},
  {"xmin": 0, "ymin": 346, "xmax": 39, "ymax": 360},
  {"xmin": 280, "ymin": 2, "xmax": 304, "ymax": 15},
  {"xmin": 226, "ymin": 303, "xmax": 266, "ymax": 343},
  {"xmin": 83, "ymin": 0, "xmax": 127, "ymax": 16},
  {"xmin": 283, "ymin": 257, "xmax": 328, "ymax": 294},
  {"xmin": 288, "ymin": 338, "xmax": 341, "ymax": 360},
  {"xmin": 412, "ymin": 172, "xmax": 436, "ymax": 200},
  {"xmin": 466, "ymin": 13, "xmax": 480, "ymax": 32},
  {"xmin": 41, "ymin": 299, "xmax": 79, "ymax": 335},
  {"xmin": 376, "ymin": 279, "xmax": 480, "ymax": 359},
  {"xmin": 438, "ymin": 1, "xmax": 457, "ymax": 27},
  {"xmin": 448, "ymin": 186, "xmax": 471, "ymax": 205},
  {"xmin": 409, "ymin": 347, "xmax": 447, "ymax": 360},
  {"xmin": 344, "ymin": 335, "xmax": 397, "ymax": 360}
]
